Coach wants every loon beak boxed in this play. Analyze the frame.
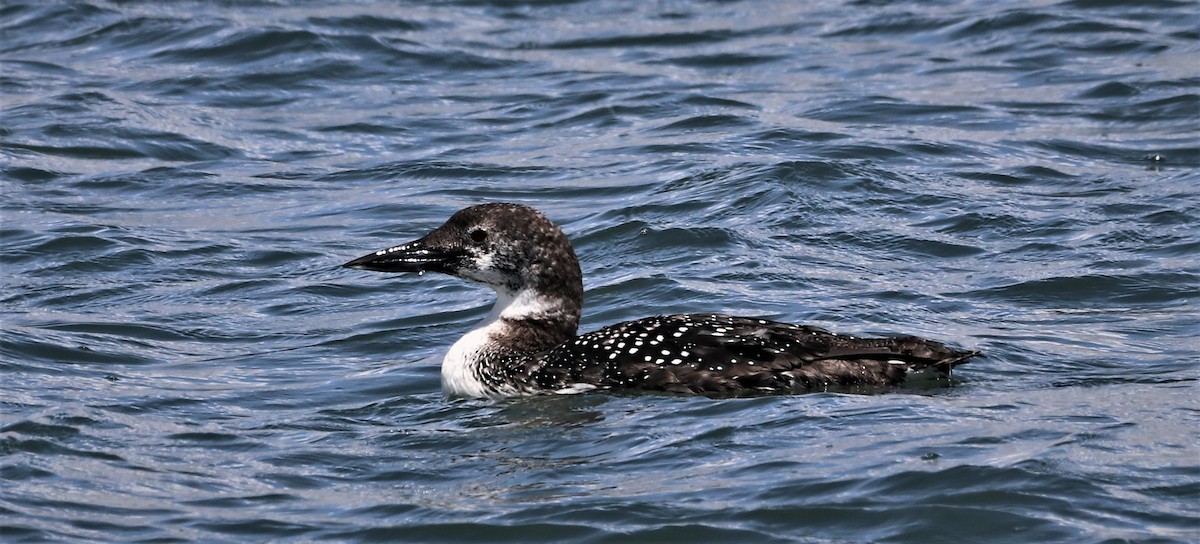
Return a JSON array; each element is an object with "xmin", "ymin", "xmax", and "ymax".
[{"xmin": 342, "ymin": 239, "xmax": 462, "ymax": 274}]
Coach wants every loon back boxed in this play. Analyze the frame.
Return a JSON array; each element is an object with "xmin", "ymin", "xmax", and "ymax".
[
  {"xmin": 343, "ymin": 203, "xmax": 979, "ymax": 398},
  {"xmin": 532, "ymin": 314, "xmax": 976, "ymax": 396}
]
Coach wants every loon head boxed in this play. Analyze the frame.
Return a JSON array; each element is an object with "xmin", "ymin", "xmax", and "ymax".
[{"xmin": 344, "ymin": 203, "xmax": 584, "ymax": 328}]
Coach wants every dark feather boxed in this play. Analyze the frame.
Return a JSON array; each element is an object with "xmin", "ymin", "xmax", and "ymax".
[{"xmin": 529, "ymin": 314, "xmax": 977, "ymax": 395}]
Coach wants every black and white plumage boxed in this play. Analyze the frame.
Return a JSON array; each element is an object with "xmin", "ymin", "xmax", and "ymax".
[{"xmin": 343, "ymin": 203, "xmax": 979, "ymax": 399}]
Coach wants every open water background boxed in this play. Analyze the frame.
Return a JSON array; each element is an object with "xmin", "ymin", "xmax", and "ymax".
[{"xmin": 2, "ymin": 1, "xmax": 1198, "ymax": 542}]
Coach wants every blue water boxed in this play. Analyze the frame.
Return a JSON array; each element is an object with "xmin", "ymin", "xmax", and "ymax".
[{"xmin": 2, "ymin": 1, "xmax": 1198, "ymax": 542}]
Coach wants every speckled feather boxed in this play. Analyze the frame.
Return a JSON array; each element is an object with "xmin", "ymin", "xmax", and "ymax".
[
  {"xmin": 520, "ymin": 313, "xmax": 975, "ymax": 395},
  {"xmin": 344, "ymin": 203, "xmax": 979, "ymax": 398}
]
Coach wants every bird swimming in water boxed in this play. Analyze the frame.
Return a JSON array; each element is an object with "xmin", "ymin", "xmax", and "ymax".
[{"xmin": 343, "ymin": 203, "xmax": 978, "ymax": 399}]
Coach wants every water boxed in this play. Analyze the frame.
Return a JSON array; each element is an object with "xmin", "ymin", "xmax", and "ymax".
[{"xmin": 2, "ymin": 0, "xmax": 1198, "ymax": 542}]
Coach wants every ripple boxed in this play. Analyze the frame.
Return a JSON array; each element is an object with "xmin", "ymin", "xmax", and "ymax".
[{"xmin": 2, "ymin": 0, "xmax": 1198, "ymax": 541}]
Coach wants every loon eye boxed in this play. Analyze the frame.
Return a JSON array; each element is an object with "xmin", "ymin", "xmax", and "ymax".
[{"xmin": 469, "ymin": 228, "xmax": 487, "ymax": 244}]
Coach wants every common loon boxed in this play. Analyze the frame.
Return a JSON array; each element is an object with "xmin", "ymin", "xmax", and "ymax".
[{"xmin": 344, "ymin": 203, "xmax": 979, "ymax": 399}]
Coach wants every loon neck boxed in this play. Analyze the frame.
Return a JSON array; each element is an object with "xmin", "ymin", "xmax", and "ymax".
[
  {"xmin": 485, "ymin": 286, "xmax": 581, "ymax": 351},
  {"xmin": 441, "ymin": 286, "xmax": 581, "ymax": 398}
]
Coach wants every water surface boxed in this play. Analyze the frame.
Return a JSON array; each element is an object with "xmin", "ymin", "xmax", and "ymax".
[{"xmin": 2, "ymin": 1, "xmax": 1198, "ymax": 542}]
